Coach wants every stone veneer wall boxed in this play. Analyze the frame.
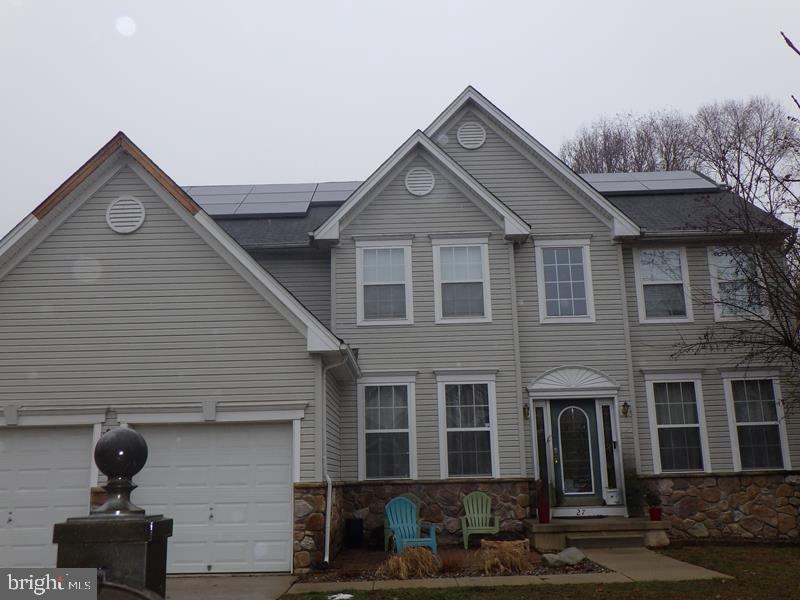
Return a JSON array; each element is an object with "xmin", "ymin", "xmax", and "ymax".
[
  {"xmin": 645, "ymin": 472, "xmax": 800, "ymax": 540},
  {"xmin": 339, "ymin": 478, "xmax": 532, "ymax": 547},
  {"xmin": 293, "ymin": 483, "xmax": 346, "ymax": 573}
]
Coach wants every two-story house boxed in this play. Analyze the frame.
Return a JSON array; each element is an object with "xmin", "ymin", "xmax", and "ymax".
[{"xmin": 0, "ymin": 87, "xmax": 797, "ymax": 574}]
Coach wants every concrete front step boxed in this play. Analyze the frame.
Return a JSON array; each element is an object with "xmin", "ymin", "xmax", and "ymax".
[
  {"xmin": 524, "ymin": 517, "xmax": 670, "ymax": 552},
  {"xmin": 565, "ymin": 531, "xmax": 645, "ymax": 549}
]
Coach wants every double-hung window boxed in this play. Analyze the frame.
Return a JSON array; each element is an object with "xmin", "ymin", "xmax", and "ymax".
[
  {"xmin": 356, "ymin": 239, "xmax": 413, "ymax": 325},
  {"xmin": 432, "ymin": 238, "xmax": 491, "ymax": 322},
  {"xmin": 635, "ymin": 247, "xmax": 692, "ymax": 322},
  {"xmin": 437, "ymin": 374, "xmax": 499, "ymax": 478},
  {"xmin": 535, "ymin": 239, "xmax": 595, "ymax": 322},
  {"xmin": 723, "ymin": 375, "xmax": 789, "ymax": 470},
  {"xmin": 709, "ymin": 247, "xmax": 765, "ymax": 321},
  {"xmin": 646, "ymin": 376, "xmax": 709, "ymax": 473},
  {"xmin": 358, "ymin": 378, "xmax": 416, "ymax": 479}
]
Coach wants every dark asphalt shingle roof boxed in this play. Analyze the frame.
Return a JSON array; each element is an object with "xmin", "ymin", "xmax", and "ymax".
[
  {"xmin": 213, "ymin": 205, "xmax": 340, "ymax": 248},
  {"xmin": 607, "ymin": 190, "xmax": 789, "ymax": 234}
]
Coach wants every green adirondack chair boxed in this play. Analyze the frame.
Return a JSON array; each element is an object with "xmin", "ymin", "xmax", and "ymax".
[
  {"xmin": 460, "ymin": 491, "xmax": 500, "ymax": 549},
  {"xmin": 383, "ymin": 492, "xmax": 421, "ymax": 551},
  {"xmin": 384, "ymin": 496, "xmax": 437, "ymax": 554}
]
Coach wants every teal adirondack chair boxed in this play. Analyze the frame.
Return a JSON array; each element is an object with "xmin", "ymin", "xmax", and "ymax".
[
  {"xmin": 383, "ymin": 492, "xmax": 421, "ymax": 551},
  {"xmin": 460, "ymin": 491, "xmax": 500, "ymax": 549},
  {"xmin": 384, "ymin": 496, "xmax": 438, "ymax": 554}
]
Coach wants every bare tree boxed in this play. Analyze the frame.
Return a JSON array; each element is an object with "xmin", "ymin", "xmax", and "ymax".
[{"xmin": 560, "ymin": 36, "xmax": 800, "ymax": 406}]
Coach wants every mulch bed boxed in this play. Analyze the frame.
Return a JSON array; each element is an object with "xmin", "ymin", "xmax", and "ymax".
[{"xmin": 298, "ymin": 545, "xmax": 611, "ymax": 583}]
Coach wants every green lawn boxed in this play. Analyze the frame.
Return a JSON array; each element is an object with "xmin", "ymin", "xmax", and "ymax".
[{"xmin": 285, "ymin": 544, "xmax": 800, "ymax": 599}]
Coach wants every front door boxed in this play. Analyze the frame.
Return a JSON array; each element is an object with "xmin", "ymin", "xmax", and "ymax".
[{"xmin": 550, "ymin": 399, "xmax": 603, "ymax": 507}]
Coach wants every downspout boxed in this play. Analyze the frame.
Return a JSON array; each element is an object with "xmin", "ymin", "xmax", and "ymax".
[{"xmin": 320, "ymin": 347, "xmax": 350, "ymax": 566}]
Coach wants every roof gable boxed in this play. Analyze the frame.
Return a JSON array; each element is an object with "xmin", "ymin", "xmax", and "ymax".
[
  {"xmin": 313, "ymin": 131, "xmax": 529, "ymax": 242},
  {"xmin": 0, "ymin": 132, "xmax": 346, "ymax": 355},
  {"xmin": 425, "ymin": 87, "xmax": 640, "ymax": 238}
]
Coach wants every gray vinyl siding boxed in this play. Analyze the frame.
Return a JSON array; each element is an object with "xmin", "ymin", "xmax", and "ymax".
[
  {"xmin": 0, "ymin": 165, "xmax": 321, "ymax": 481},
  {"xmin": 437, "ymin": 109, "xmax": 636, "ymax": 472},
  {"xmin": 623, "ymin": 244, "xmax": 800, "ymax": 474},
  {"xmin": 254, "ymin": 249, "xmax": 331, "ymax": 326},
  {"xmin": 334, "ymin": 153, "xmax": 521, "ymax": 479},
  {"xmin": 326, "ymin": 369, "xmax": 341, "ymax": 479},
  {"xmin": 339, "ymin": 380, "xmax": 357, "ymax": 480}
]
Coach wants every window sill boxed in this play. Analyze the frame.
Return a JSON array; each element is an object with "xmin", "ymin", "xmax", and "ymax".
[
  {"xmin": 357, "ymin": 319, "xmax": 414, "ymax": 327},
  {"xmin": 434, "ymin": 316, "xmax": 492, "ymax": 324},
  {"xmin": 539, "ymin": 315, "xmax": 595, "ymax": 324},
  {"xmin": 639, "ymin": 317, "xmax": 693, "ymax": 324}
]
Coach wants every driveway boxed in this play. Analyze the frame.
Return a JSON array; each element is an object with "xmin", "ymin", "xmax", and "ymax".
[{"xmin": 166, "ymin": 575, "xmax": 296, "ymax": 600}]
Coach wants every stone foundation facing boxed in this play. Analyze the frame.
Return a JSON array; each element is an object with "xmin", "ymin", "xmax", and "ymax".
[
  {"xmin": 340, "ymin": 478, "xmax": 531, "ymax": 547},
  {"xmin": 292, "ymin": 478, "xmax": 532, "ymax": 572},
  {"xmin": 645, "ymin": 472, "xmax": 800, "ymax": 540}
]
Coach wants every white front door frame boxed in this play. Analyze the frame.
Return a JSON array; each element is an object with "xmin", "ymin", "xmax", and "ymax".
[{"xmin": 531, "ymin": 394, "xmax": 627, "ymax": 518}]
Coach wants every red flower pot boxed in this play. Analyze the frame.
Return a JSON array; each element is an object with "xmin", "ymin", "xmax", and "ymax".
[{"xmin": 649, "ymin": 506, "xmax": 663, "ymax": 521}]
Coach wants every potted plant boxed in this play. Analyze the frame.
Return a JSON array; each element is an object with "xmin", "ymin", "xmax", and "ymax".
[{"xmin": 644, "ymin": 488, "xmax": 662, "ymax": 521}]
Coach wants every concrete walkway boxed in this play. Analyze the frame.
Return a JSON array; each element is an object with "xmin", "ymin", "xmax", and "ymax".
[
  {"xmin": 583, "ymin": 547, "xmax": 733, "ymax": 582},
  {"xmin": 286, "ymin": 547, "xmax": 731, "ymax": 595},
  {"xmin": 166, "ymin": 574, "xmax": 296, "ymax": 600}
]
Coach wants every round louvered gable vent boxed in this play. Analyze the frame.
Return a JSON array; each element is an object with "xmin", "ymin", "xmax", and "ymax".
[
  {"xmin": 404, "ymin": 168, "xmax": 435, "ymax": 196},
  {"xmin": 106, "ymin": 197, "xmax": 146, "ymax": 234},
  {"xmin": 457, "ymin": 121, "xmax": 486, "ymax": 149}
]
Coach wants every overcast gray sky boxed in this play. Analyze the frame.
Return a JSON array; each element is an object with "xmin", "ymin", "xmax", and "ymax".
[{"xmin": 1, "ymin": 0, "xmax": 797, "ymax": 236}]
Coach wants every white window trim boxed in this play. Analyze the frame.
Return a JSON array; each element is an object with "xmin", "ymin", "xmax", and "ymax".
[
  {"xmin": 722, "ymin": 372, "xmax": 791, "ymax": 472},
  {"xmin": 708, "ymin": 247, "xmax": 769, "ymax": 322},
  {"xmin": 633, "ymin": 246, "xmax": 694, "ymax": 324},
  {"xmin": 431, "ymin": 236, "xmax": 492, "ymax": 324},
  {"xmin": 436, "ymin": 372, "xmax": 500, "ymax": 479},
  {"xmin": 357, "ymin": 375, "xmax": 418, "ymax": 480},
  {"xmin": 534, "ymin": 238, "xmax": 596, "ymax": 324},
  {"xmin": 355, "ymin": 238, "xmax": 414, "ymax": 326},
  {"xmin": 644, "ymin": 373, "xmax": 711, "ymax": 474}
]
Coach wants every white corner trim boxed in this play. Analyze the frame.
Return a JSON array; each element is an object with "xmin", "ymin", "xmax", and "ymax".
[
  {"xmin": 313, "ymin": 130, "xmax": 529, "ymax": 242},
  {"xmin": 722, "ymin": 374, "xmax": 792, "ymax": 472},
  {"xmin": 357, "ymin": 379, "xmax": 418, "ymax": 481},
  {"xmin": 293, "ymin": 419, "xmax": 302, "ymax": 483},
  {"xmin": 534, "ymin": 239, "xmax": 596, "ymax": 324},
  {"xmin": 423, "ymin": 87, "xmax": 640, "ymax": 238},
  {"xmin": 436, "ymin": 376, "xmax": 500, "ymax": 479},
  {"xmin": 644, "ymin": 375, "xmax": 711, "ymax": 475},
  {"xmin": 632, "ymin": 246, "xmax": 694, "ymax": 324},
  {"xmin": 355, "ymin": 240, "xmax": 414, "ymax": 326},
  {"xmin": 193, "ymin": 211, "xmax": 341, "ymax": 352},
  {"xmin": 90, "ymin": 423, "xmax": 102, "ymax": 487},
  {"xmin": 431, "ymin": 239, "xmax": 492, "ymax": 324}
]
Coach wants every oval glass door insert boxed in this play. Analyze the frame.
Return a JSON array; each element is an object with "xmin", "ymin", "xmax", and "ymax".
[{"xmin": 558, "ymin": 406, "xmax": 594, "ymax": 494}]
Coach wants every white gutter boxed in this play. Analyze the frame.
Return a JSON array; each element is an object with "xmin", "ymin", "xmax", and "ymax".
[{"xmin": 320, "ymin": 348, "xmax": 350, "ymax": 566}]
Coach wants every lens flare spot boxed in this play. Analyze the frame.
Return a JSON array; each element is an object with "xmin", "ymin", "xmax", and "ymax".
[{"xmin": 116, "ymin": 16, "xmax": 137, "ymax": 37}]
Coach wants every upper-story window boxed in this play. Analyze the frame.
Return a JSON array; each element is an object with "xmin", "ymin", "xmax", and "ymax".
[
  {"xmin": 535, "ymin": 239, "xmax": 595, "ymax": 323},
  {"xmin": 723, "ymin": 375, "xmax": 789, "ymax": 471},
  {"xmin": 709, "ymin": 247, "xmax": 766, "ymax": 321},
  {"xmin": 432, "ymin": 238, "xmax": 491, "ymax": 323},
  {"xmin": 356, "ymin": 239, "xmax": 413, "ymax": 326},
  {"xmin": 634, "ymin": 247, "xmax": 693, "ymax": 323}
]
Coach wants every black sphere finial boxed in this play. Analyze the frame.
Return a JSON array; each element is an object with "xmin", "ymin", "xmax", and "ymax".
[
  {"xmin": 94, "ymin": 427, "xmax": 148, "ymax": 480},
  {"xmin": 91, "ymin": 427, "xmax": 149, "ymax": 518}
]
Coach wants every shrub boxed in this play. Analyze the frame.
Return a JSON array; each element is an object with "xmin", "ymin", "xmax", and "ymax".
[
  {"xmin": 376, "ymin": 547, "xmax": 441, "ymax": 580},
  {"xmin": 479, "ymin": 540, "xmax": 531, "ymax": 575}
]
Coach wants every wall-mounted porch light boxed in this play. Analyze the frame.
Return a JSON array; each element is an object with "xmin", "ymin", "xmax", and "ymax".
[{"xmin": 620, "ymin": 401, "xmax": 630, "ymax": 418}]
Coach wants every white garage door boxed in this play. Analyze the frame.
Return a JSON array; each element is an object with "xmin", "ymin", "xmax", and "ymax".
[
  {"xmin": 133, "ymin": 422, "xmax": 293, "ymax": 573},
  {"xmin": 0, "ymin": 426, "xmax": 92, "ymax": 568}
]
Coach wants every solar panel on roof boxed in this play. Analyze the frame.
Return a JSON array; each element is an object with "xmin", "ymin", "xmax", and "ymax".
[{"xmin": 581, "ymin": 171, "xmax": 719, "ymax": 194}]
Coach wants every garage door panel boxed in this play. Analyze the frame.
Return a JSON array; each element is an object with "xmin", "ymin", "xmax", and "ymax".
[
  {"xmin": 0, "ymin": 426, "xmax": 92, "ymax": 568},
  {"xmin": 134, "ymin": 422, "xmax": 293, "ymax": 573}
]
